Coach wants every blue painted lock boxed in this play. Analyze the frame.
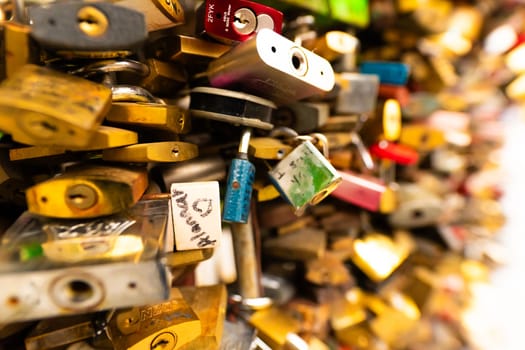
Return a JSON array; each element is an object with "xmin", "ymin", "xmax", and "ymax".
[
  {"xmin": 222, "ymin": 129, "xmax": 255, "ymax": 223},
  {"xmin": 360, "ymin": 61, "xmax": 410, "ymax": 86}
]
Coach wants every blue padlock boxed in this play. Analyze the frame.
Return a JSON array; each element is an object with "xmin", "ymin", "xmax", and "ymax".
[
  {"xmin": 222, "ymin": 129, "xmax": 255, "ymax": 223},
  {"xmin": 360, "ymin": 61, "xmax": 410, "ymax": 85}
]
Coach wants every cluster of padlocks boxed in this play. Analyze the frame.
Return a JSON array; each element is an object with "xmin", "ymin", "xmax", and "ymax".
[{"xmin": 0, "ymin": 0, "xmax": 520, "ymax": 349}]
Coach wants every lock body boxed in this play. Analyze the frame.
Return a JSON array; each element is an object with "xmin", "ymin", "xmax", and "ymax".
[
  {"xmin": 0, "ymin": 65, "xmax": 111, "ymax": 147},
  {"xmin": 222, "ymin": 157, "xmax": 255, "ymax": 223},
  {"xmin": 25, "ymin": 165, "xmax": 148, "ymax": 219},
  {"xmin": 269, "ymin": 141, "xmax": 342, "ymax": 214}
]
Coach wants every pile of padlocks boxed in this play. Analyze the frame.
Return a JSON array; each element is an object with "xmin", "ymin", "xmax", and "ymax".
[{"xmin": 0, "ymin": 0, "xmax": 521, "ymax": 349}]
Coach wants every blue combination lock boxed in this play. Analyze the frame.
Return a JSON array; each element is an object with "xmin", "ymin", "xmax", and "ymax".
[{"xmin": 222, "ymin": 129, "xmax": 255, "ymax": 223}]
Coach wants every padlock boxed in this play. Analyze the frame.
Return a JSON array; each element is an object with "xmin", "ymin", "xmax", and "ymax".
[
  {"xmin": 170, "ymin": 181, "xmax": 222, "ymax": 250},
  {"xmin": 25, "ymin": 313, "xmax": 109, "ymax": 350},
  {"xmin": 302, "ymin": 31, "xmax": 359, "ymax": 62},
  {"xmin": 115, "ymin": 0, "xmax": 185, "ymax": 32},
  {"xmin": 178, "ymin": 284, "xmax": 227, "ymax": 350},
  {"xmin": 330, "ymin": 170, "xmax": 397, "ymax": 213},
  {"xmin": 263, "ymin": 227, "xmax": 326, "ymax": 261},
  {"xmin": 222, "ymin": 129, "xmax": 255, "ymax": 223},
  {"xmin": 137, "ymin": 58, "xmax": 187, "ymax": 97},
  {"xmin": 190, "ymin": 87, "xmax": 275, "ymax": 130},
  {"xmin": 0, "ymin": 255, "xmax": 170, "ymax": 323},
  {"xmin": 350, "ymin": 231, "xmax": 414, "ymax": 283},
  {"xmin": 360, "ymin": 61, "xmax": 410, "ymax": 85},
  {"xmin": 268, "ymin": 136, "xmax": 342, "ymax": 215},
  {"xmin": 28, "ymin": 2, "xmax": 147, "ymax": 58},
  {"xmin": 0, "ymin": 64, "xmax": 112, "ymax": 147},
  {"xmin": 369, "ymin": 141, "xmax": 419, "ymax": 166},
  {"xmin": 207, "ymin": 28, "xmax": 335, "ymax": 105},
  {"xmin": 378, "ymin": 84, "xmax": 410, "ymax": 107},
  {"xmin": 149, "ymin": 34, "xmax": 231, "ymax": 66},
  {"xmin": 305, "ymin": 252, "xmax": 352, "ymax": 286},
  {"xmin": 248, "ymin": 137, "xmax": 293, "ymax": 160},
  {"xmin": 196, "ymin": 0, "xmax": 283, "ymax": 45},
  {"xmin": 399, "ymin": 124, "xmax": 446, "ymax": 152},
  {"xmin": 102, "ymin": 141, "xmax": 198, "ymax": 163},
  {"xmin": 271, "ymin": 102, "xmax": 330, "ymax": 134},
  {"xmin": 106, "ymin": 102, "xmax": 191, "ymax": 135},
  {"xmin": 25, "ymin": 164, "xmax": 148, "ymax": 219},
  {"xmin": 285, "ymin": 298, "xmax": 331, "ymax": 340},
  {"xmin": 106, "ymin": 288, "xmax": 201, "ymax": 350},
  {"xmin": 333, "ymin": 73, "xmax": 379, "ymax": 115},
  {"xmin": 249, "ymin": 307, "xmax": 308, "ymax": 350},
  {"xmin": 158, "ymin": 155, "xmax": 227, "ymax": 189},
  {"xmin": 388, "ymin": 183, "xmax": 444, "ymax": 229}
]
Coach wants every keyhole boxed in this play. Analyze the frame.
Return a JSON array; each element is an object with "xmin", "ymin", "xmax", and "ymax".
[
  {"xmin": 77, "ymin": 6, "xmax": 109, "ymax": 37},
  {"xmin": 150, "ymin": 332, "xmax": 177, "ymax": 350},
  {"xmin": 28, "ymin": 119, "xmax": 58, "ymax": 139},
  {"xmin": 65, "ymin": 184, "xmax": 98, "ymax": 210}
]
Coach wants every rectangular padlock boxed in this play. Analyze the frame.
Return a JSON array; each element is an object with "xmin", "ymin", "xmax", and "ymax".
[
  {"xmin": 170, "ymin": 181, "xmax": 222, "ymax": 250},
  {"xmin": 25, "ymin": 164, "xmax": 148, "ymax": 219},
  {"xmin": 263, "ymin": 227, "xmax": 326, "ymax": 261},
  {"xmin": 4, "ymin": 198, "xmax": 169, "ymax": 264},
  {"xmin": 360, "ymin": 61, "xmax": 411, "ymax": 85},
  {"xmin": 302, "ymin": 31, "xmax": 359, "ymax": 62},
  {"xmin": 115, "ymin": 0, "xmax": 185, "ymax": 32},
  {"xmin": 249, "ymin": 307, "xmax": 306, "ymax": 350},
  {"xmin": 334, "ymin": 72, "xmax": 379, "ymax": 115},
  {"xmin": 28, "ymin": 2, "xmax": 148, "ymax": 58},
  {"xmin": 102, "ymin": 141, "xmax": 198, "ymax": 163},
  {"xmin": 107, "ymin": 288, "xmax": 201, "ymax": 350},
  {"xmin": 350, "ymin": 231, "xmax": 414, "ymax": 283},
  {"xmin": 196, "ymin": 0, "xmax": 283, "ymax": 44},
  {"xmin": 25, "ymin": 313, "xmax": 108, "ymax": 350},
  {"xmin": 268, "ymin": 140, "xmax": 342, "ymax": 215},
  {"xmin": 272, "ymin": 102, "xmax": 330, "ymax": 134},
  {"xmin": 105, "ymin": 102, "xmax": 191, "ymax": 134},
  {"xmin": 222, "ymin": 129, "xmax": 255, "ymax": 223},
  {"xmin": 330, "ymin": 170, "xmax": 396, "ymax": 213},
  {"xmin": 0, "ymin": 64, "xmax": 112, "ymax": 147},
  {"xmin": 207, "ymin": 29, "xmax": 335, "ymax": 105},
  {"xmin": 0, "ymin": 200, "xmax": 171, "ymax": 323},
  {"xmin": 149, "ymin": 34, "xmax": 231, "ymax": 65}
]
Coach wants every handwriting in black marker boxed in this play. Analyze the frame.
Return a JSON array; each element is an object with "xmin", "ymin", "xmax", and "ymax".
[
  {"xmin": 172, "ymin": 188, "xmax": 216, "ymax": 247},
  {"xmin": 192, "ymin": 198, "xmax": 213, "ymax": 218},
  {"xmin": 197, "ymin": 235, "xmax": 217, "ymax": 247}
]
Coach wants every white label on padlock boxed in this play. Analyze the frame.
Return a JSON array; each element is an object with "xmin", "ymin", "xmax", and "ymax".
[{"xmin": 170, "ymin": 181, "xmax": 222, "ymax": 250}]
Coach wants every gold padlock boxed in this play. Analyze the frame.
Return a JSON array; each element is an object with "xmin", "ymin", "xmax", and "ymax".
[
  {"xmin": 178, "ymin": 284, "xmax": 227, "ymax": 350},
  {"xmin": 263, "ymin": 227, "xmax": 326, "ymax": 261},
  {"xmin": 106, "ymin": 102, "xmax": 191, "ymax": 134},
  {"xmin": 399, "ymin": 124, "xmax": 446, "ymax": 152},
  {"xmin": 102, "ymin": 141, "xmax": 198, "ymax": 162},
  {"xmin": 248, "ymin": 137, "xmax": 293, "ymax": 160},
  {"xmin": 107, "ymin": 288, "xmax": 201, "ymax": 350},
  {"xmin": 249, "ymin": 307, "xmax": 304, "ymax": 350},
  {"xmin": 2, "ymin": 21, "xmax": 35, "ymax": 78},
  {"xmin": 138, "ymin": 58, "xmax": 187, "ymax": 95},
  {"xmin": 25, "ymin": 165, "xmax": 148, "ymax": 218},
  {"xmin": 0, "ymin": 65, "xmax": 111, "ymax": 147}
]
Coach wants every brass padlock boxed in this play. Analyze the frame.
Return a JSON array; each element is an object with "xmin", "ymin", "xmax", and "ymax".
[
  {"xmin": 102, "ymin": 141, "xmax": 198, "ymax": 163},
  {"xmin": 107, "ymin": 288, "xmax": 201, "ymax": 350},
  {"xmin": 106, "ymin": 102, "xmax": 191, "ymax": 134},
  {"xmin": 25, "ymin": 164, "xmax": 148, "ymax": 218}
]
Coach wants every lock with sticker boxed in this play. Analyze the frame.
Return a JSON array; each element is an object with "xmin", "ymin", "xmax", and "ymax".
[{"xmin": 268, "ymin": 133, "xmax": 342, "ymax": 215}]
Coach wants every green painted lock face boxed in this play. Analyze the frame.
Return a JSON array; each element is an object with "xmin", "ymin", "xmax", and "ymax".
[{"xmin": 268, "ymin": 140, "xmax": 341, "ymax": 215}]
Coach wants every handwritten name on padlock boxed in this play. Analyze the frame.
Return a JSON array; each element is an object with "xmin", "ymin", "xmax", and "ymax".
[{"xmin": 170, "ymin": 182, "xmax": 222, "ymax": 250}]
